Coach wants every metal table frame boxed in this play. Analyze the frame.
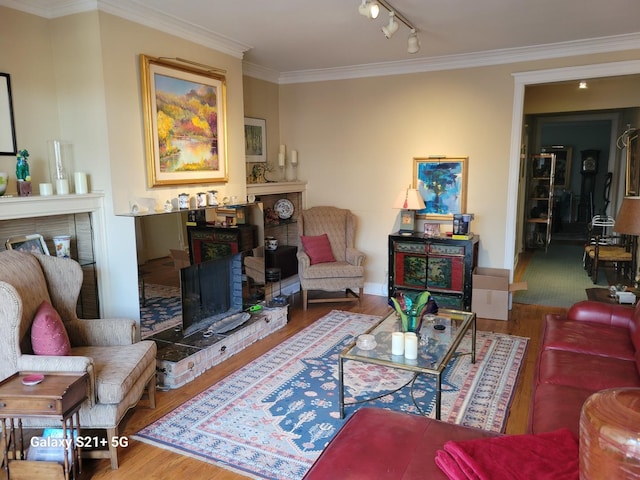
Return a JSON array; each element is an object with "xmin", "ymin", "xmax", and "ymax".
[{"xmin": 338, "ymin": 308, "xmax": 476, "ymax": 420}]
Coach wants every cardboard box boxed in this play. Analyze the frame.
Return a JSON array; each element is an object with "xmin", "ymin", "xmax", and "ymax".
[{"xmin": 472, "ymin": 267, "xmax": 527, "ymax": 321}]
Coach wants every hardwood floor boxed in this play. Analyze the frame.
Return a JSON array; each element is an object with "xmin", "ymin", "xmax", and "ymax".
[{"xmin": 84, "ymin": 258, "xmax": 566, "ymax": 479}]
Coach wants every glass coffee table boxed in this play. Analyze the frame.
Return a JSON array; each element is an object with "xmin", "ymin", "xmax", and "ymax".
[{"xmin": 338, "ymin": 308, "xmax": 476, "ymax": 420}]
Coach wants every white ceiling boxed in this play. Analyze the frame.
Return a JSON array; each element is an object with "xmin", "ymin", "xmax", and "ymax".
[{"xmin": 3, "ymin": 0, "xmax": 640, "ymax": 82}]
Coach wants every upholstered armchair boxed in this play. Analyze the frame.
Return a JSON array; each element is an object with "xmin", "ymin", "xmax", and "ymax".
[
  {"xmin": 297, "ymin": 206, "xmax": 366, "ymax": 310},
  {"xmin": 0, "ymin": 250, "xmax": 157, "ymax": 469}
]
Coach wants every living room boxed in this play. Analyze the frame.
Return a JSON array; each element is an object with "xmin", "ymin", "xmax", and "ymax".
[{"xmin": 1, "ymin": 1, "xmax": 639, "ymax": 478}]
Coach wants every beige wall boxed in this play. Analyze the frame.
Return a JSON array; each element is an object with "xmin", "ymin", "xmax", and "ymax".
[
  {"xmin": 243, "ymin": 76, "xmax": 280, "ymax": 173},
  {"xmin": 0, "ymin": 8, "xmax": 58, "ymax": 188},
  {"xmin": 525, "ymin": 75, "xmax": 640, "ymax": 114},
  {"xmin": 276, "ymin": 56, "xmax": 640, "ymax": 293},
  {"xmin": 277, "ymin": 69, "xmax": 515, "ymax": 292}
]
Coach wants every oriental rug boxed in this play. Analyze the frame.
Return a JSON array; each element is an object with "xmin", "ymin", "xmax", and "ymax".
[
  {"xmin": 140, "ymin": 283, "xmax": 181, "ymax": 338},
  {"xmin": 134, "ymin": 310, "xmax": 528, "ymax": 480}
]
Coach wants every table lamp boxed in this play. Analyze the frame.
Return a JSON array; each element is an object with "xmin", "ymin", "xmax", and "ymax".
[
  {"xmin": 393, "ymin": 187, "xmax": 426, "ymax": 235},
  {"xmin": 613, "ymin": 196, "xmax": 640, "ymax": 283}
]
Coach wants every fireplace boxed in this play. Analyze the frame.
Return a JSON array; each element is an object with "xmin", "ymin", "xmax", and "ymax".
[{"xmin": 181, "ymin": 253, "xmax": 244, "ymax": 336}]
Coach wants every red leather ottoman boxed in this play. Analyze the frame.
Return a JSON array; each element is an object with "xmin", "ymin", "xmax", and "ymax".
[{"xmin": 303, "ymin": 408, "xmax": 499, "ymax": 480}]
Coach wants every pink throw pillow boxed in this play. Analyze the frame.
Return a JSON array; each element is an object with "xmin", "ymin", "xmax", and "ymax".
[
  {"xmin": 301, "ymin": 234, "xmax": 336, "ymax": 265},
  {"xmin": 31, "ymin": 301, "xmax": 71, "ymax": 356}
]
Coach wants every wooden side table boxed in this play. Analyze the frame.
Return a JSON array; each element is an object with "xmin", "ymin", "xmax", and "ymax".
[{"xmin": 0, "ymin": 372, "xmax": 88, "ymax": 480}]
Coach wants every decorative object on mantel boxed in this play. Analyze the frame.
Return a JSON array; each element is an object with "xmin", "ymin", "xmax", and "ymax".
[
  {"xmin": 278, "ymin": 144, "xmax": 286, "ymax": 180},
  {"xmin": 48, "ymin": 139, "xmax": 70, "ymax": 195},
  {"xmin": 0, "ymin": 172, "xmax": 7, "ymax": 196},
  {"xmin": 140, "ymin": 55, "xmax": 228, "ymax": 187},
  {"xmin": 15, "ymin": 149, "xmax": 31, "ymax": 196},
  {"xmin": 73, "ymin": 171, "xmax": 88, "ymax": 194},
  {"xmin": 38, "ymin": 182, "xmax": 52, "ymax": 196}
]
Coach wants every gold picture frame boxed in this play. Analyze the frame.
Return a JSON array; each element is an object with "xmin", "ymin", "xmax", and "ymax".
[
  {"xmin": 414, "ymin": 157, "xmax": 468, "ymax": 219},
  {"xmin": 140, "ymin": 55, "xmax": 228, "ymax": 187}
]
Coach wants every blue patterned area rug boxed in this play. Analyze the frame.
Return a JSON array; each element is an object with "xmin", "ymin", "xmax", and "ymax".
[
  {"xmin": 134, "ymin": 310, "xmax": 528, "ymax": 479},
  {"xmin": 140, "ymin": 284, "xmax": 182, "ymax": 338}
]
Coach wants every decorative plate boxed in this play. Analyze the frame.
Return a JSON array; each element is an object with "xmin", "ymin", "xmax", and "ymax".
[
  {"xmin": 274, "ymin": 198, "xmax": 294, "ymax": 219},
  {"xmin": 22, "ymin": 374, "xmax": 45, "ymax": 386}
]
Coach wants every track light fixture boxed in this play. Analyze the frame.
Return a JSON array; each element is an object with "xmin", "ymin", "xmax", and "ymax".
[
  {"xmin": 407, "ymin": 28, "xmax": 420, "ymax": 53},
  {"xmin": 358, "ymin": 0, "xmax": 420, "ymax": 54},
  {"xmin": 358, "ymin": 0, "xmax": 380, "ymax": 19},
  {"xmin": 382, "ymin": 11, "xmax": 399, "ymax": 38}
]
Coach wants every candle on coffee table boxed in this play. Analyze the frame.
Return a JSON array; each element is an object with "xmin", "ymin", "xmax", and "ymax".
[
  {"xmin": 391, "ymin": 332, "xmax": 404, "ymax": 355},
  {"xmin": 404, "ymin": 333, "xmax": 418, "ymax": 359}
]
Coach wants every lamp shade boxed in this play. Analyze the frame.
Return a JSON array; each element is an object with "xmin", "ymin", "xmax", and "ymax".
[
  {"xmin": 614, "ymin": 196, "xmax": 640, "ymax": 235},
  {"xmin": 393, "ymin": 188, "xmax": 425, "ymax": 210}
]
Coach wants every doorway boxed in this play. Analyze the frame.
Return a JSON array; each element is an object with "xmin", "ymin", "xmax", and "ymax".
[
  {"xmin": 505, "ymin": 60, "xmax": 640, "ymax": 275},
  {"xmin": 504, "ymin": 61, "xmax": 640, "ymax": 306}
]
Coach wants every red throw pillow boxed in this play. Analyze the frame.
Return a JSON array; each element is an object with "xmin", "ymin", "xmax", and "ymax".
[
  {"xmin": 301, "ymin": 234, "xmax": 336, "ymax": 265},
  {"xmin": 31, "ymin": 301, "xmax": 71, "ymax": 356}
]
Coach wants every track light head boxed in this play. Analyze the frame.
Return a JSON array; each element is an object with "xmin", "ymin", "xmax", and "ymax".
[
  {"xmin": 382, "ymin": 11, "xmax": 399, "ymax": 38},
  {"xmin": 407, "ymin": 29, "xmax": 420, "ymax": 53},
  {"xmin": 359, "ymin": 0, "xmax": 380, "ymax": 19}
]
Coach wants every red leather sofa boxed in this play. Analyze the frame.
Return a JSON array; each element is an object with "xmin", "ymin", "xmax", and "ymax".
[
  {"xmin": 303, "ymin": 408, "xmax": 499, "ymax": 480},
  {"xmin": 304, "ymin": 300, "xmax": 640, "ymax": 479},
  {"xmin": 529, "ymin": 300, "xmax": 640, "ymax": 436}
]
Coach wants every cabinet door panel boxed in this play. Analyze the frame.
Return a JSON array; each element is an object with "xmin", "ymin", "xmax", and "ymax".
[
  {"xmin": 394, "ymin": 251, "xmax": 427, "ymax": 289},
  {"xmin": 426, "ymin": 255, "xmax": 464, "ymax": 292}
]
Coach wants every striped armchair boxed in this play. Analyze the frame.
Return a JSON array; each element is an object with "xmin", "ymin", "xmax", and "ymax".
[
  {"xmin": 0, "ymin": 250, "xmax": 156, "ymax": 469},
  {"xmin": 297, "ymin": 206, "xmax": 366, "ymax": 310}
]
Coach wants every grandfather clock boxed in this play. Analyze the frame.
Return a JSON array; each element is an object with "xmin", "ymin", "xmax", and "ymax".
[{"xmin": 577, "ymin": 149, "xmax": 599, "ymax": 222}]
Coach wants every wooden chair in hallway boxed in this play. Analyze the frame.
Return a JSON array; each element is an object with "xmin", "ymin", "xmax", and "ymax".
[{"xmin": 584, "ymin": 215, "xmax": 633, "ymax": 283}]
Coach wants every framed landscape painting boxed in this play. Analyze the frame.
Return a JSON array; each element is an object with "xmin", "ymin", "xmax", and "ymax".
[
  {"xmin": 140, "ymin": 55, "xmax": 228, "ymax": 187},
  {"xmin": 414, "ymin": 157, "xmax": 468, "ymax": 219},
  {"xmin": 244, "ymin": 117, "xmax": 266, "ymax": 162}
]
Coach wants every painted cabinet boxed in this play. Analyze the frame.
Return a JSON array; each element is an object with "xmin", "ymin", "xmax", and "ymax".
[{"xmin": 388, "ymin": 232, "xmax": 479, "ymax": 311}]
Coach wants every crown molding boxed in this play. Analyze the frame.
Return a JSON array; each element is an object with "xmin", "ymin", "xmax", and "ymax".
[
  {"xmin": 3, "ymin": 1, "xmax": 639, "ymax": 84},
  {"xmin": 276, "ymin": 32, "xmax": 640, "ymax": 85},
  {"xmin": 242, "ymin": 62, "xmax": 281, "ymax": 84},
  {"xmin": 0, "ymin": 0, "xmax": 95, "ymax": 17},
  {"xmin": 0, "ymin": 0, "xmax": 251, "ymax": 59},
  {"xmin": 98, "ymin": 0, "xmax": 250, "ymax": 59}
]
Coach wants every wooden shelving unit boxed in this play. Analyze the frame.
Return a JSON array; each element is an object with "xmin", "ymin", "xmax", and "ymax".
[{"xmin": 526, "ymin": 153, "xmax": 556, "ymax": 252}]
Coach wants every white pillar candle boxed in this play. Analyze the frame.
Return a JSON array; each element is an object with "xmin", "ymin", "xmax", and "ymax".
[
  {"xmin": 55, "ymin": 178, "xmax": 69, "ymax": 195},
  {"xmin": 39, "ymin": 183, "xmax": 53, "ymax": 196},
  {"xmin": 291, "ymin": 150, "xmax": 298, "ymax": 165},
  {"xmin": 74, "ymin": 172, "xmax": 88, "ymax": 194},
  {"xmin": 278, "ymin": 152, "xmax": 285, "ymax": 167},
  {"xmin": 391, "ymin": 332, "xmax": 404, "ymax": 356},
  {"xmin": 279, "ymin": 144, "xmax": 286, "ymax": 154},
  {"xmin": 404, "ymin": 332, "xmax": 418, "ymax": 359}
]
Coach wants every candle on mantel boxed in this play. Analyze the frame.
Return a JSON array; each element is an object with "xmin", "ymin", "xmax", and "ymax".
[
  {"xmin": 279, "ymin": 144, "xmax": 286, "ymax": 154},
  {"xmin": 291, "ymin": 150, "xmax": 298, "ymax": 165},
  {"xmin": 278, "ymin": 153, "xmax": 285, "ymax": 167}
]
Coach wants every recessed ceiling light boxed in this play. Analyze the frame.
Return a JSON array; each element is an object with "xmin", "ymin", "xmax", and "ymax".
[{"xmin": 579, "ymin": 81, "xmax": 588, "ymax": 89}]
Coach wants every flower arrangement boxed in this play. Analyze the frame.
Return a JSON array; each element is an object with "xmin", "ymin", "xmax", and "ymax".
[{"xmin": 389, "ymin": 290, "xmax": 437, "ymax": 332}]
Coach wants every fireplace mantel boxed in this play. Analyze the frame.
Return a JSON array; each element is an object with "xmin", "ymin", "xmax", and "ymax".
[
  {"xmin": 247, "ymin": 181, "xmax": 306, "ymax": 196},
  {"xmin": 0, "ymin": 193, "xmax": 104, "ymax": 221}
]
